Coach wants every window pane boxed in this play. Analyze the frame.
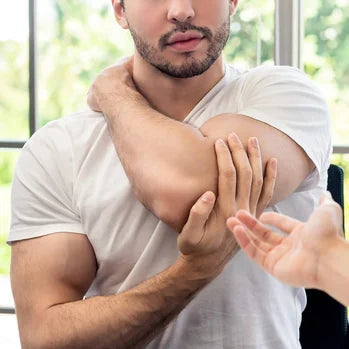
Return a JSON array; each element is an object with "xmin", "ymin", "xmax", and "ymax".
[
  {"xmin": 0, "ymin": 2, "xmax": 29, "ymax": 140},
  {"xmin": 0, "ymin": 151, "xmax": 19, "ymax": 276},
  {"xmin": 304, "ymin": 0, "xmax": 349, "ymax": 145},
  {"xmin": 37, "ymin": 0, "xmax": 132, "ymax": 126},
  {"xmin": 225, "ymin": 0, "xmax": 275, "ymax": 68}
]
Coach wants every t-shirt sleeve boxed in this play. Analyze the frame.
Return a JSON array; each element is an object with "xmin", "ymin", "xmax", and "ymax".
[
  {"xmin": 7, "ymin": 120, "xmax": 84, "ymax": 244},
  {"xmin": 237, "ymin": 65, "xmax": 332, "ymax": 191}
]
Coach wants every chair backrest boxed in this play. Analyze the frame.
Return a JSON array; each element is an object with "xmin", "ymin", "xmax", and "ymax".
[{"xmin": 299, "ymin": 164, "xmax": 348, "ymax": 349}]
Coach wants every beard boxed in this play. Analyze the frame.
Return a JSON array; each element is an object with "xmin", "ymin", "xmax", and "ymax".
[{"xmin": 128, "ymin": 18, "xmax": 231, "ymax": 79}]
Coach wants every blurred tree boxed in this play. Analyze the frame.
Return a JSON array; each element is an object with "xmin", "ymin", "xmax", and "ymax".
[{"xmin": 305, "ymin": 0, "xmax": 349, "ymax": 89}]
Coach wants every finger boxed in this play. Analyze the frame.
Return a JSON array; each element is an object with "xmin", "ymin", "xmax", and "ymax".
[
  {"xmin": 259, "ymin": 211, "xmax": 301, "ymax": 234},
  {"xmin": 234, "ymin": 210, "xmax": 284, "ymax": 246},
  {"xmin": 319, "ymin": 192, "xmax": 334, "ymax": 206},
  {"xmin": 227, "ymin": 133, "xmax": 252, "ymax": 211},
  {"xmin": 247, "ymin": 137, "xmax": 263, "ymax": 216},
  {"xmin": 178, "ymin": 191, "xmax": 216, "ymax": 255},
  {"xmin": 256, "ymin": 158, "xmax": 277, "ymax": 217},
  {"xmin": 227, "ymin": 214, "xmax": 279, "ymax": 254},
  {"xmin": 215, "ymin": 139, "xmax": 236, "ymax": 216},
  {"xmin": 230, "ymin": 223, "xmax": 270, "ymax": 267}
]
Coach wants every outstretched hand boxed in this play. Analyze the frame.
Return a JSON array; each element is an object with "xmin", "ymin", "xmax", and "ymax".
[{"xmin": 226, "ymin": 193, "xmax": 344, "ymax": 289}]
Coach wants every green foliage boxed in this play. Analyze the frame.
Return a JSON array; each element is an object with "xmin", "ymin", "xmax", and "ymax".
[
  {"xmin": 305, "ymin": 0, "xmax": 349, "ymax": 89},
  {"xmin": 0, "ymin": 184, "xmax": 11, "ymax": 274},
  {"xmin": 0, "ymin": 234, "xmax": 10, "ymax": 275},
  {"xmin": 0, "ymin": 41, "xmax": 29, "ymax": 139},
  {"xmin": 225, "ymin": 0, "xmax": 274, "ymax": 67},
  {"xmin": 304, "ymin": 0, "xmax": 349, "ymax": 145},
  {"xmin": 0, "ymin": 153, "xmax": 17, "ymax": 185}
]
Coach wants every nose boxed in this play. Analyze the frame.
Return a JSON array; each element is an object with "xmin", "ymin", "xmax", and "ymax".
[{"xmin": 167, "ymin": 0, "xmax": 195, "ymax": 24}]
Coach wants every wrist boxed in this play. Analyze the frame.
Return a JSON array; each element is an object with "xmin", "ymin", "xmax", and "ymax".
[
  {"xmin": 316, "ymin": 236, "xmax": 347, "ymax": 291},
  {"xmin": 99, "ymin": 86, "xmax": 148, "ymax": 117},
  {"xmin": 174, "ymin": 255, "xmax": 217, "ymax": 285}
]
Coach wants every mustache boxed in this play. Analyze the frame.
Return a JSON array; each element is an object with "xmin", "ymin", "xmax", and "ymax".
[{"xmin": 159, "ymin": 22, "xmax": 213, "ymax": 50}]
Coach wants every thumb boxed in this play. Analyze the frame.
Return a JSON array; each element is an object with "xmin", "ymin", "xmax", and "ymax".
[
  {"xmin": 178, "ymin": 192, "xmax": 215, "ymax": 255},
  {"xmin": 319, "ymin": 191, "xmax": 333, "ymax": 206}
]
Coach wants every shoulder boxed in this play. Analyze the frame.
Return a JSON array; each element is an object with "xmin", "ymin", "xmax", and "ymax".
[
  {"xmin": 241, "ymin": 65, "xmax": 326, "ymax": 102},
  {"xmin": 224, "ymin": 64, "xmax": 329, "ymax": 114},
  {"xmin": 225, "ymin": 64, "xmax": 320, "ymax": 92},
  {"xmin": 24, "ymin": 109, "xmax": 105, "ymax": 153}
]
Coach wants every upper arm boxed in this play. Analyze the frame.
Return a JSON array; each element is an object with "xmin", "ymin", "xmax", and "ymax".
[
  {"xmin": 157, "ymin": 114, "xmax": 315, "ymax": 231},
  {"xmin": 11, "ymin": 233, "xmax": 97, "ymax": 346},
  {"xmin": 200, "ymin": 113, "xmax": 315, "ymax": 204}
]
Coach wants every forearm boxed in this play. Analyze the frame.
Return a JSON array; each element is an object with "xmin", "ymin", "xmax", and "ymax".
[
  {"xmin": 31, "ymin": 259, "xmax": 208, "ymax": 349},
  {"xmin": 318, "ymin": 237, "xmax": 349, "ymax": 306},
  {"xmin": 103, "ymin": 91, "xmax": 217, "ymax": 231}
]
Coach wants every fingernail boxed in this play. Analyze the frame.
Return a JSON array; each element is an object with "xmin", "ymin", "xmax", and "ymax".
[
  {"xmin": 202, "ymin": 192, "xmax": 214, "ymax": 202},
  {"xmin": 216, "ymin": 139, "xmax": 225, "ymax": 147},
  {"xmin": 229, "ymin": 132, "xmax": 240, "ymax": 144},
  {"xmin": 271, "ymin": 158, "xmax": 277, "ymax": 169},
  {"xmin": 250, "ymin": 137, "xmax": 258, "ymax": 148}
]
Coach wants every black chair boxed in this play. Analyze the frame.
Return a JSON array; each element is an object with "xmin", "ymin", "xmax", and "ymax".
[{"xmin": 300, "ymin": 164, "xmax": 349, "ymax": 348}]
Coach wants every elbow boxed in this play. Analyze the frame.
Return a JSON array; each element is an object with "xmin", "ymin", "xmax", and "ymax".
[
  {"xmin": 20, "ymin": 321, "xmax": 61, "ymax": 349},
  {"xmin": 153, "ymin": 177, "xmax": 217, "ymax": 233},
  {"xmin": 21, "ymin": 334, "xmax": 47, "ymax": 349}
]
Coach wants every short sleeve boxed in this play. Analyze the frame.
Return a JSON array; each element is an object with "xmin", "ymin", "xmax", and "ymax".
[
  {"xmin": 237, "ymin": 65, "xmax": 332, "ymax": 191},
  {"xmin": 7, "ymin": 120, "xmax": 84, "ymax": 244}
]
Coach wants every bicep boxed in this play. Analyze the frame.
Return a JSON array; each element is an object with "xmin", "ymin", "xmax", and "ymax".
[
  {"xmin": 11, "ymin": 233, "xmax": 97, "ymax": 342},
  {"xmin": 152, "ymin": 113, "xmax": 314, "ymax": 232},
  {"xmin": 200, "ymin": 113, "xmax": 315, "ymax": 204}
]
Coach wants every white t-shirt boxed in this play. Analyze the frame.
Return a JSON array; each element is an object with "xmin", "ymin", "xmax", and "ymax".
[{"xmin": 8, "ymin": 64, "xmax": 331, "ymax": 349}]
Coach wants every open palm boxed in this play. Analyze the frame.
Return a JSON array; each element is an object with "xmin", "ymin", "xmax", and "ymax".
[{"xmin": 227, "ymin": 194, "xmax": 344, "ymax": 289}]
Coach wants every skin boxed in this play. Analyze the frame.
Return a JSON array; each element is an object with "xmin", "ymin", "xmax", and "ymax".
[
  {"xmin": 12, "ymin": 0, "xmax": 316, "ymax": 347},
  {"xmin": 226, "ymin": 193, "xmax": 349, "ymax": 306},
  {"xmin": 12, "ymin": 135, "xmax": 276, "ymax": 349}
]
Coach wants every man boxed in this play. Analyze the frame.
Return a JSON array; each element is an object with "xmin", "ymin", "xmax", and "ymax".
[{"xmin": 8, "ymin": 0, "xmax": 331, "ymax": 348}]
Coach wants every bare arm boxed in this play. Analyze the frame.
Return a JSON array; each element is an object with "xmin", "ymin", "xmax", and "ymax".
[
  {"xmin": 12, "ymin": 135, "xmax": 275, "ymax": 349},
  {"xmin": 11, "ymin": 233, "xmax": 208, "ymax": 349},
  {"xmin": 88, "ymin": 60, "xmax": 313, "ymax": 231}
]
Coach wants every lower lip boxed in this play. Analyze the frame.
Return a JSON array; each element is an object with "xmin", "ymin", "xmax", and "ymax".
[{"xmin": 167, "ymin": 38, "xmax": 204, "ymax": 52}]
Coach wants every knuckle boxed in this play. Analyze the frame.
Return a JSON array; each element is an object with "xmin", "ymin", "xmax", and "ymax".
[
  {"xmin": 221, "ymin": 166, "xmax": 236, "ymax": 179},
  {"xmin": 332, "ymin": 202, "xmax": 342, "ymax": 215},
  {"xmin": 264, "ymin": 192, "xmax": 273, "ymax": 204},
  {"xmin": 190, "ymin": 205, "xmax": 205, "ymax": 217},
  {"xmin": 190, "ymin": 206, "xmax": 201, "ymax": 216},
  {"xmin": 178, "ymin": 237, "xmax": 196, "ymax": 254},
  {"xmin": 240, "ymin": 165, "xmax": 252, "ymax": 177},
  {"xmin": 254, "ymin": 176, "xmax": 263, "ymax": 188}
]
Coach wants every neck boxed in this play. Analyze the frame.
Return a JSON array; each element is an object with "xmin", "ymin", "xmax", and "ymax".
[{"xmin": 132, "ymin": 53, "xmax": 225, "ymax": 121}]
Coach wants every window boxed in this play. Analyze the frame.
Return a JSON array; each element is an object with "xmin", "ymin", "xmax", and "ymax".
[
  {"xmin": 0, "ymin": 0, "xmax": 348, "ymax": 333},
  {"xmin": 0, "ymin": 2, "xmax": 29, "ymax": 141},
  {"xmin": 304, "ymin": 0, "xmax": 349, "ymax": 234}
]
